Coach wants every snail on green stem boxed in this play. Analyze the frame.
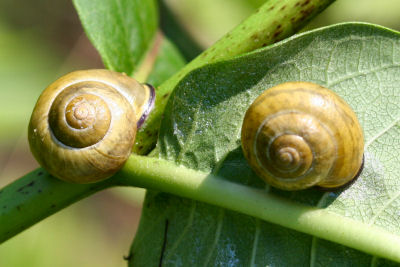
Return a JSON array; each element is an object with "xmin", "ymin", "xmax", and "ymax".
[
  {"xmin": 28, "ymin": 69, "xmax": 155, "ymax": 183},
  {"xmin": 241, "ymin": 82, "xmax": 364, "ymax": 191}
]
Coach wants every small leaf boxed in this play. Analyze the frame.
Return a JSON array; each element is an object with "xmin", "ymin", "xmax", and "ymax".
[
  {"xmin": 73, "ymin": 0, "xmax": 158, "ymax": 75},
  {"xmin": 131, "ymin": 23, "xmax": 400, "ymax": 266}
]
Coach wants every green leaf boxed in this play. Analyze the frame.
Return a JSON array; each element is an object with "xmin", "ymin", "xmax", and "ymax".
[
  {"xmin": 72, "ymin": 0, "xmax": 158, "ymax": 75},
  {"xmin": 133, "ymin": 0, "xmax": 336, "ymax": 154},
  {"xmin": 130, "ymin": 23, "xmax": 400, "ymax": 265}
]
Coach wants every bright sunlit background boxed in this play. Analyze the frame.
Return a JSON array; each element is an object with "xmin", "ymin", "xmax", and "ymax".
[{"xmin": 0, "ymin": 0, "xmax": 399, "ymax": 266}]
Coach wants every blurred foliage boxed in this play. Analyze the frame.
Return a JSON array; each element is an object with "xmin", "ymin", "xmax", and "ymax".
[
  {"xmin": 308, "ymin": 0, "xmax": 400, "ymax": 30},
  {"xmin": 164, "ymin": 0, "xmax": 258, "ymax": 47},
  {"xmin": 165, "ymin": 0, "xmax": 400, "ymax": 47},
  {"xmin": 0, "ymin": 23, "xmax": 62, "ymax": 142},
  {"xmin": 0, "ymin": 0, "xmax": 399, "ymax": 266},
  {"xmin": 0, "ymin": 0, "xmax": 81, "ymax": 53}
]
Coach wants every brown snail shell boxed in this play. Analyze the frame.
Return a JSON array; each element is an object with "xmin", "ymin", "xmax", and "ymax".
[
  {"xmin": 241, "ymin": 82, "xmax": 364, "ymax": 191},
  {"xmin": 28, "ymin": 69, "xmax": 155, "ymax": 183}
]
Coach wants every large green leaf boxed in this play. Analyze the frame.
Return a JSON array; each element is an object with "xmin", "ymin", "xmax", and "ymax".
[
  {"xmin": 72, "ymin": 0, "xmax": 158, "ymax": 75},
  {"xmin": 130, "ymin": 23, "xmax": 400, "ymax": 266}
]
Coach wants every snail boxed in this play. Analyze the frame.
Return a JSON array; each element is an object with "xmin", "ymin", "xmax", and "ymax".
[
  {"xmin": 28, "ymin": 69, "xmax": 155, "ymax": 183},
  {"xmin": 241, "ymin": 82, "xmax": 364, "ymax": 191}
]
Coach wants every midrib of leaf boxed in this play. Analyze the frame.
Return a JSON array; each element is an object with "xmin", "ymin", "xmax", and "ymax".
[{"xmin": 324, "ymin": 41, "xmax": 338, "ymax": 84}]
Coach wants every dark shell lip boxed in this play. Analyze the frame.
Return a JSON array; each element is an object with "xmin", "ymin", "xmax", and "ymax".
[{"xmin": 137, "ymin": 83, "xmax": 156, "ymax": 129}]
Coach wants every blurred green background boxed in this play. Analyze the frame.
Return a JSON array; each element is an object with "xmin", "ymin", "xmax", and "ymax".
[{"xmin": 0, "ymin": 0, "xmax": 399, "ymax": 266}]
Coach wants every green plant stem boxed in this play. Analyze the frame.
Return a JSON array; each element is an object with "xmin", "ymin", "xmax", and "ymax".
[
  {"xmin": 3, "ymin": 156, "xmax": 400, "ymax": 262},
  {"xmin": 116, "ymin": 155, "xmax": 400, "ymax": 263},
  {"xmin": 0, "ymin": 169, "xmax": 112, "ymax": 243},
  {"xmin": 133, "ymin": 0, "xmax": 336, "ymax": 153}
]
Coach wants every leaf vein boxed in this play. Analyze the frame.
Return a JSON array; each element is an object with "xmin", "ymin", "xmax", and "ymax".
[
  {"xmin": 203, "ymin": 209, "xmax": 225, "ymax": 267},
  {"xmin": 324, "ymin": 41, "xmax": 338, "ymax": 84},
  {"xmin": 368, "ymin": 190, "xmax": 400, "ymax": 226},
  {"xmin": 365, "ymin": 116, "xmax": 400, "ymax": 148},
  {"xmin": 327, "ymin": 65, "xmax": 400, "ymax": 88},
  {"xmin": 249, "ymin": 219, "xmax": 261, "ymax": 267}
]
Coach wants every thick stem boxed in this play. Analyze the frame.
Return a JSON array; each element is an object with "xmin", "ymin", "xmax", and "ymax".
[
  {"xmin": 3, "ymin": 155, "xmax": 400, "ymax": 263},
  {"xmin": 116, "ymin": 155, "xmax": 400, "ymax": 263},
  {"xmin": 0, "ymin": 169, "xmax": 111, "ymax": 243},
  {"xmin": 133, "ymin": 0, "xmax": 336, "ymax": 154}
]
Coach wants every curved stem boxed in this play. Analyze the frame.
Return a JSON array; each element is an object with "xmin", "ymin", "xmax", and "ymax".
[
  {"xmin": 116, "ymin": 155, "xmax": 400, "ymax": 263},
  {"xmin": 0, "ymin": 169, "xmax": 112, "ymax": 243}
]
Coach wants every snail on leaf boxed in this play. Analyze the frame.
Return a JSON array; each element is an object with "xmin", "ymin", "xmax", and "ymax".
[{"xmin": 241, "ymin": 82, "xmax": 364, "ymax": 191}]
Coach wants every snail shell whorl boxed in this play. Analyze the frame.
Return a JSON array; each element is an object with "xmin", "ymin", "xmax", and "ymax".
[
  {"xmin": 28, "ymin": 69, "xmax": 154, "ymax": 183},
  {"xmin": 241, "ymin": 82, "xmax": 364, "ymax": 191}
]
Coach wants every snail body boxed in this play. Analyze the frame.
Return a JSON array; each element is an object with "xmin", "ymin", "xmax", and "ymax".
[
  {"xmin": 241, "ymin": 82, "xmax": 364, "ymax": 191},
  {"xmin": 28, "ymin": 69, "xmax": 155, "ymax": 183}
]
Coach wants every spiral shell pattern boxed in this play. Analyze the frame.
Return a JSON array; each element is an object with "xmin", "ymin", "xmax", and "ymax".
[
  {"xmin": 241, "ymin": 82, "xmax": 364, "ymax": 190},
  {"xmin": 28, "ymin": 69, "xmax": 154, "ymax": 183}
]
